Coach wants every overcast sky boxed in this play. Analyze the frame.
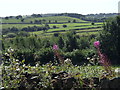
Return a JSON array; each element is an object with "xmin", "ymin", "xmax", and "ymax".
[{"xmin": 0, "ymin": 0, "xmax": 120, "ymax": 17}]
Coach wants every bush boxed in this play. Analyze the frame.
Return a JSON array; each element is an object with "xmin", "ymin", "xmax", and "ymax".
[
  {"xmin": 64, "ymin": 49, "xmax": 86, "ymax": 65},
  {"xmin": 34, "ymin": 48, "xmax": 54, "ymax": 64},
  {"xmin": 6, "ymin": 33, "xmax": 16, "ymax": 38},
  {"xmin": 17, "ymin": 31, "xmax": 30, "ymax": 37}
]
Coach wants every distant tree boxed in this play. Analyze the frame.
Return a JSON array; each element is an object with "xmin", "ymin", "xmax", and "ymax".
[
  {"xmin": 10, "ymin": 27, "xmax": 19, "ymax": 32},
  {"xmin": 45, "ymin": 24, "xmax": 50, "ymax": 30},
  {"xmin": 17, "ymin": 31, "xmax": 30, "ymax": 37},
  {"xmin": 49, "ymin": 20, "xmax": 51, "ymax": 23},
  {"xmin": 55, "ymin": 20, "xmax": 57, "ymax": 23},
  {"xmin": 21, "ymin": 19, "xmax": 25, "ymax": 22},
  {"xmin": 73, "ymin": 19, "xmax": 76, "ymax": 23},
  {"xmin": 5, "ymin": 17, "xmax": 9, "ymax": 20},
  {"xmin": 54, "ymin": 33, "xmax": 59, "ymax": 37},
  {"xmin": 53, "ymin": 25, "xmax": 57, "ymax": 29},
  {"xmin": 42, "ymin": 19, "xmax": 46, "ymax": 24},
  {"xmin": 39, "ymin": 20, "xmax": 42, "ymax": 24},
  {"xmin": 31, "ymin": 14, "xmax": 42, "ymax": 17},
  {"xmin": 9, "ymin": 16, "xmax": 13, "ymax": 18},
  {"xmin": 63, "ymin": 25, "xmax": 67, "ymax": 28},
  {"xmin": 91, "ymin": 22, "xmax": 95, "ymax": 25},
  {"xmin": 68, "ymin": 20, "xmax": 71, "ymax": 23},
  {"xmin": 6, "ymin": 33, "xmax": 16, "ymax": 38},
  {"xmin": 30, "ymin": 21, "xmax": 33, "ymax": 24},
  {"xmin": 16, "ymin": 15, "xmax": 22, "ymax": 19},
  {"xmin": 34, "ymin": 20, "xmax": 39, "ymax": 24}
]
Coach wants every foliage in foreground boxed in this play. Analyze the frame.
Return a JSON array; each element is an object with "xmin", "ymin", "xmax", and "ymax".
[{"xmin": 1, "ymin": 49, "xmax": 119, "ymax": 89}]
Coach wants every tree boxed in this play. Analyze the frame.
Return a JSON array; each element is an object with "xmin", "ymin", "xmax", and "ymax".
[
  {"xmin": 30, "ymin": 21, "xmax": 33, "ymax": 24},
  {"xmin": 99, "ymin": 16, "xmax": 120, "ymax": 64},
  {"xmin": 91, "ymin": 22, "xmax": 95, "ymax": 25},
  {"xmin": 6, "ymin": 33, "xmax": 16, "ymax": 38},
  {"xmin": 31, "ymin": 14, "xmax": 42, "ymax": 17},
  {"xmin": 5, "ymin": 17, "xmax": 9, "ymax": 20},
  {"xmin": 17, "ymin": 31, "xmax": 30, "ymax": 37},
  {"xmin": 49, "ymin": 20, "xmax": 51, "ymax": 23},
  {"xmin": 55, "ymin": 20, "xmax": 57, "ymax": 23},
  {"xmin": 21, "ymin": 19, "xmax": 25, "ymax": 22},
  {"xmin": 73, "ymin": 19, "xmax": 76, "ymax": 23},
  {"xmin": 34, "ymin": 20, "xmax": 39, "ymax": 24},
  {"xmin": 68, "ymin": 20, "xmax": 71, "ymax": 23},
  {"xmin": 16, "ymin": 15, "xmax": 22, "ymax": 19},
  {"xmin": 45, "ymin": 24, "xmax": 50, "ymax": 30},
  {"xmin": 63, "ymin": 25, "xmax": 67, "ymax": 28},
  {"xmin": 53, "ymin": 25, "xmax": 57, "ymax": 29},
  {"xmin": 63, "ymin": 31, "xmax": 78, "ymax": 52}
]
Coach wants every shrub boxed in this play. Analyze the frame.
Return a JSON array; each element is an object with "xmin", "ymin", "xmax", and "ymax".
[
  {"xmin": 17, "ymin": 31, "xmax": 30, "ymax": 37},
  {"xmin": 34, "ymin": 48, "xmax": 54, "ymax": 64},
  {"xmin": 64, "ymin": 49, "xmax": 86, "ymax": 65},
  {"xmin": 6, "ymin": 33, "xmax": 16, "ymax": 38}
]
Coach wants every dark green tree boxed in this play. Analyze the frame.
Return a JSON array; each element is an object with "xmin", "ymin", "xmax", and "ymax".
[
  {"xmin": 99, "ymin": 16, "xmax": 120, "ymax": 64},
  {"xmin": 63, "ymin": 25, "xmax": 67, "ymax": 28},
  {"xmin": 73, "ymin": 19, "xmax": 76, "ymax": 23}
]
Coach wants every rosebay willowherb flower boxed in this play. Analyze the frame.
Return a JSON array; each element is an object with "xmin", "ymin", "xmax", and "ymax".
[
  {"xmin": 53, "ymin": 44, "xmax": 64, "ymax": 64},
  {"xmin": 94, "ymin": 41, "xmax": 100, "ymax": 48},
  {"xmin": 53, "ymin": 44, "xmax": 59, "ymax": 50},
  {"xmin": 94, "ymin": 41, "xmax": 112, "ymax": 74}
]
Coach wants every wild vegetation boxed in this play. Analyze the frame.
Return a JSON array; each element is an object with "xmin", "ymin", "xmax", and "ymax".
[{"xmin": 1, "ymin": 13, "xmax": 120, "ymax": 89}]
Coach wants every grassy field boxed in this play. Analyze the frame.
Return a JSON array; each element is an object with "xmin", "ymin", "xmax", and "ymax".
[
  {"xmin": 2, "ymin": 24, "xmax": 43, "ymax": 29},
  {"xmin": 2, "ymin": 16, "xmax": 104, "ymax": 36},
  {"xmin": 2, "ymin": 16, "xmax": 88, "ymax": 23}
]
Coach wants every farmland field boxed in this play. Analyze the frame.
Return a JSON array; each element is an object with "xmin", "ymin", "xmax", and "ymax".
[
  {"xmin": 2, "ymin": 16, "xmax": 103, "ymax": 37},
  {"xmin": 2, "ymin": 16, "xmax": 88, "ymax": 23}
]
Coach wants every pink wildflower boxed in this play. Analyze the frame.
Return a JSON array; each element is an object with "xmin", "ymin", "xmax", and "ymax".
[
  {"xmin": 53, "ymin": 44, "xmax": 59, "ymax": 50},
  {"xmin": 94, "ymin": 41, "xmax": 112, "ymax": 74},
  {"xmin": 94, "ymin": 41, "xmax": 100, "ymax": 48}
]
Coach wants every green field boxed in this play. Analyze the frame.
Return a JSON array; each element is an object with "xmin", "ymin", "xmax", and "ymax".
[
  {"xmin": 2, "ymin": 16, "xmax": 88, "ymax": 23},
  {"xmin": 2, "ymin": 24, "xmax": 43, "ymax": 29},
  {"xmin": 2, "ymin": 16, "xmax": 103, "ymax": 36}
]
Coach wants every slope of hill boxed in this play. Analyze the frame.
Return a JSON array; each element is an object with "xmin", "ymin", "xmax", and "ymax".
[{"xmin": 2, "ymin": 16, "xmax": 88, "ymax": 24}]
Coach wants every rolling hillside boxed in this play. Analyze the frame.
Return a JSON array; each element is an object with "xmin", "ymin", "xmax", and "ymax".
[
  {"xmin": 2, "ymin": 15, "xmax": 103, "ymax": 37},
  {"xmin": 2, "ymin": 16, "xmax": 88, "ymax": 23}
]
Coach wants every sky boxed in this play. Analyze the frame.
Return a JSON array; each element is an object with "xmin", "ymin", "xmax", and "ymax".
[{"xmin": 0, "ymin": 0, "xmax": 120, "ymax": 17}]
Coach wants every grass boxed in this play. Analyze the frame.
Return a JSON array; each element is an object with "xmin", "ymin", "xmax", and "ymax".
[
  {"xmin": 23, "ymin": 16, "xmax": 89, "ymax": 23},
  {"xmin": 2, "ymin": 16, "xmax": 103, "ymax": 37},
  {"xmin": 2, "ymin": 24, "xmax": 43, "ymax": 29},
  {"xmin": 2, "ymin": 16, "xmax": 89, "ymax": 23},
  {"xmin": 47, "ymin": 25, "xmax": 102, "ymax": 32}
]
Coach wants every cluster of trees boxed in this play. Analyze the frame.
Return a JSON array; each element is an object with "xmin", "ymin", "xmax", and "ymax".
[
  {"xmin": 30, "ymin": 19, "xmax": 47, "ymax": 24},
  {"xmin": 99, "ymin": 16, "xmax": 120, "ymax": 64},
  {"xmin": 21, "ymin": 24, "xmax": 50, "ymax": 32},
  {"xmin": 3, "ymin": 24, "xmax": 50, "ymax": 36},
  {"xmin": 3, "ymin": 31, "xmax": 96, "ymax": 65},
  {"xmin": 56, "ymin": 13, "xmax": 85, "ymax": 19},
  {"xmin": 3, "ymin": 15, "xmax": 120, "ymax": 65}
]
